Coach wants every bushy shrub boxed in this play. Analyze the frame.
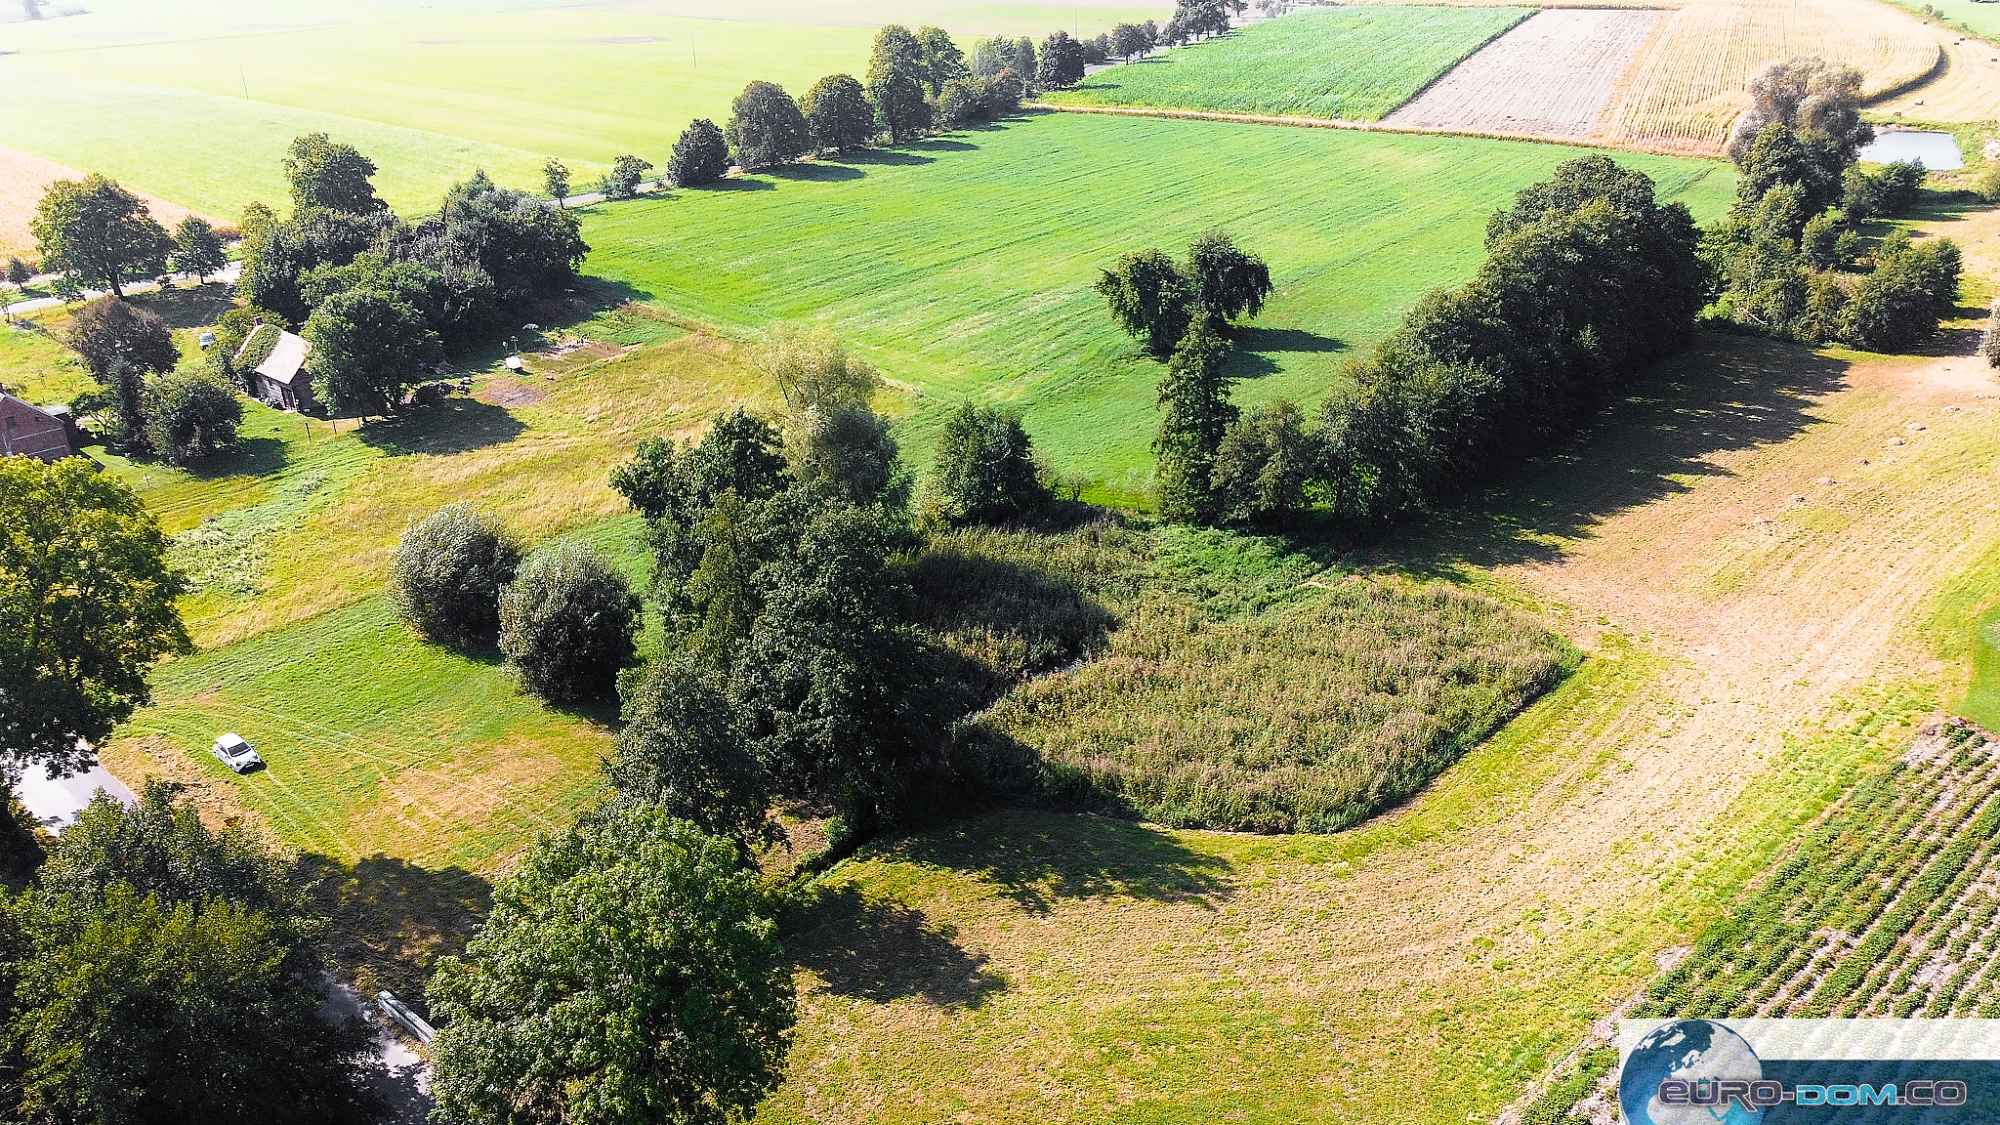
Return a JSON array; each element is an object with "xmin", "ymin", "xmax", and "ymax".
[
  {"xmin": 143, "ymin": 369, "xmax": 242, "ymax": 465},
  {"xmin": 935, "ymin": 77, "xmax": 989, "ymax": 127},
  {"xmin": 1842, "ymin": 235, "xmax": 1962, "ymax": 351},
  {"xmin": 1211, "ymin": 400, "xmax": 1317, "ymax": 527},
  {"xmin": 497, "ymin": 542, "xmax": 638, "ymax": 703},
  {"xmin": 1981, "ymin": 301, "xmax": 2000, "ymax": 368},
  {"xmin": 925, "ymin": 402, "xmax": 1048, "ymax": 526},
  {"xmin": 390, "ymin": 503, "xmax": 521, "ymax": 645},
  {"xmin": 667, "ymin": 118, "xmax": 730, "ymax": 187},
  {"xmin": 1842, "ymin": 159, "xmax": 1925, "ymax": 220},
  {"xmin": 600, "ymin": 154, "xmax": 652, "ymax": 200},
  {"xmin": 801, "ymin": 74, "xmax": 876, "ymax": 153}
]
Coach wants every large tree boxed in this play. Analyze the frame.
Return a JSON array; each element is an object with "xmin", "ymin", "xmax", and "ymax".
[
  {"xmin": 302, "ymin": 285, "xmax": 444, "ymax": 416},
  {"xmin": 1037, "ymin": 31, "xmax": 1088, "ymax": 90},
  {"xmin": 427, "ymin": 806, "xmax": 794, "ymax": 1125},
  {"xmin": 282, "ymin": 132, "xmax": 386, "ymax": 214},
  {"xmin": 915, "ymin": 26, "xmax": 968, "ymax": 95},
  {"xmin": 0, "ymin": 458, "xmax": 189, "ymax": 784},
  {"xmin": 667, "ymin": 118, "xmax": 730, "ymax": 186},
  {"xmin": 1153, "ymin": 318, "xmax": 1238, "ymax": 523},
  {"xmin": 170, "ymin": 215, "xmax": 228, "ymax": 282},
  {"xmin": 1726, "ymin": 56, "xmax": 1873, "ymax": 165},
  {"xmin": 66, "ymin": 297, "xmax": 178, "ymax": 382},
  {"xmin": 1185, "ymin": 229, "xmax": 1273, "ymax": 328},
  {"xmin": 3, "ymin": 782, "xmax": 378, "ymax": 1125},
  {"xmin": 29, "ymin": 175, "xmax": 171, "ymax": 299},
  {"xmin": 724, "ymin": 81, "xmax": 810, "ymax": 172},
  {"xmin": 867, "ymin": 25, "xmax": 932, "ymax": 142},
  {"xmin": 801, "ymin": 74, "xmax": 876, "ymax": 153},
  {"xmin": 1096, "ymin": 248, "xmax": 1194, "ymax": 357},
  {"xmin": 606, "ymin": 658, "xmax": 773, "ymax": 853}
]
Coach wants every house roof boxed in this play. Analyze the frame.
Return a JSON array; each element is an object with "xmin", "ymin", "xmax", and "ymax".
[
  {"xmin": 0, "ymin": 393, "xmax": 75, "ymax": 461},
  {"xmin": 237, "ymin": 326, "xmax": 311, "ymax": 387}
]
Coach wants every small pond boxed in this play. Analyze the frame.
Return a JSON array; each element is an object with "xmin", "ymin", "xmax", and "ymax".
[{"xmin": 1858, "ymin": 130, "xmax": 1964, "ymax": 171}]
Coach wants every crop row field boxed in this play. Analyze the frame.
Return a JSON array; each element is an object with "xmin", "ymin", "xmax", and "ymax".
[
  {"xmin": 0, "ymin": 0, "xmax": 1168, "ymax": 255},
  {"xmin": 1386, "ymin": 9, "xmax": 1664, "ymax": 140},
  {"xmin": 578, "ymin": 110, "xmax": 1735, "ymax": 494},
  {"xmin": 1521, "ymin": 719, "xmax": 2000, "ymax": 1121},
  {"xmin": 1039, "ymin": 5, "xmax": 1530, "ymax": 121}
]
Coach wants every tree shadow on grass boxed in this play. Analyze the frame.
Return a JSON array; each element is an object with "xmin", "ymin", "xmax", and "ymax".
[
  {"xmin": 1227, "ymin": 324, "xmax": 1346, "ymax": 379},
  {"xmin": 836, "ymin": 147, "xmax": 935, "ymax": 168},
  {"xmin": 1368, "ymin": 332, "xmax": 1851, "ymax": 577},
  {"xmin": 908, "ymin": 548, "xmax": 1121, "ymax": 721},
  {"xmin": 131, "ymin": 281, "xmax": 238, "ymax": 329},
  {"xmin": 784, "ymin": 883, "xmax": 1006, "ymax": 1008},
  {"xmin": 766, "ymin": 162, "xmax": 864, "ymax": 183},
  {"xmin": 889, "ymin": 805, "xmax": 1235, "ymax": 915},
  {"xmin": 354, "ymin": 397, "xmax": 526, "ymax": 457},
  {"xmin": 307, "ymin": 852, "xmax": 493, "ymax": 1002},
  {"xmin": 182, "ymin": 433, "xmax": 288, "ymax": 479}
]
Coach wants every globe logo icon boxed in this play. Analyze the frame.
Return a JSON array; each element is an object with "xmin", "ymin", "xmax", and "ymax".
[{"xmin": 1619, "ymin": 1019, "xmax": 1766, "ymax": 1125}]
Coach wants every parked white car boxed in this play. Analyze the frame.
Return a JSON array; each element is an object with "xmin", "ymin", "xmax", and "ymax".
[{"xmin": 211, "ymin": 733, "xmax": 264, "ymax": 773}]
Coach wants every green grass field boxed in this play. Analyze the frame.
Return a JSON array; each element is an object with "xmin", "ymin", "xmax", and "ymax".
[
  {"xmin": 0, "ymin": 0, "xmax": 1166, "ymax": 232},
  {"xmin": 1043, "ymin": 6, "xmax": 1530, "ymax": 120},
  {"xmin": 578, "ymin": 110, "xmax": 1734, "ymax": 494}
]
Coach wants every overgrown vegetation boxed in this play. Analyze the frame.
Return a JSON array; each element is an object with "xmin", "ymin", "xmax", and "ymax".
[{"xmin": 953, "ymin": 524, "xmax": 1575, "ymax": 832}]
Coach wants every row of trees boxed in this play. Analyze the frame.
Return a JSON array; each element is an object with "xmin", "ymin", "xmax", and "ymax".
[
  {"xmin": 1707, "ymin": 58, "xmax": 1961, "ymax": 351},
  {"xmin": 553, "ymin": 10, "xmax": 1241, "ymax": 203},
  {"xmin": 240, "ymin": 133, "xmax": 588, "ymax": 415},
  {"xmin": 1104, "ymin": 159, "xmax": 1710, "ymax": 529}
]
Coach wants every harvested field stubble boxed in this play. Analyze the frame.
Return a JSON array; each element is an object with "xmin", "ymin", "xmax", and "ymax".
[
  {"xmin": 1603, "ymin": 0, "xmax": 1944, "ymax": 152},
  {"xmin": 1387, "ymin": 9, "xmax": 1664, "ymax": 139}
]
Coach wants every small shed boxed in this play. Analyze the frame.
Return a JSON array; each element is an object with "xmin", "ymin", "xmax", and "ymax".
[
  {"xmin": 0, "ymin": 393, "xmax": 79, "ymax": 461},
  {"xmin": 236, "ymin": 326, "xmax": 316, "ymax": 412}
]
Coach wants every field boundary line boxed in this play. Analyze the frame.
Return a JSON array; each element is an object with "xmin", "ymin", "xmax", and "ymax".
[
  {"xmin": 1375, "ymin": 5, "xmax": 1539, "ymax": 119},
  {"xmin": 1022, "ymin": 100, "xmax": 1723, "ymax": 158}
]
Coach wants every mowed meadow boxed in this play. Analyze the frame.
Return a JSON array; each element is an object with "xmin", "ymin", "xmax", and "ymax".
[
  {"xmin": 579, "ymin": 110, "xmax": 1735, "ymax": 492},
  {"xmin": 0, "ymin": 0, "xmax": 1166, "ymax": 251},
  {"xmin": 1040, "ymin": 5, "xmax": 1530, "ymax": 120}
]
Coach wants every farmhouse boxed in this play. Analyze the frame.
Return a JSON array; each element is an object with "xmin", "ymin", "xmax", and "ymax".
[
  {"xmin": 0, "ymin": 393, "xmax": 80, "ymax": 461},
  {"xmin": 237, "ymin": 325, "xmax": 316, "ymax": 412}
]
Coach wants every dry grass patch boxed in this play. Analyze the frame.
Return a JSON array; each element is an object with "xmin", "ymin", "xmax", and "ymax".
[
  {"xmin": 0, "ymin": 143, "xmax": 209, "ymax": 260},
  {"xmin": 1602, "ymin": 0, "xmax": 1943, "ymax": 152}
]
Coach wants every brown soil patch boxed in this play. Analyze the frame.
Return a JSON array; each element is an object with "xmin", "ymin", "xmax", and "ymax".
[{"xmin": 475, "ymin": 378, "xmax": 547, "ymax": 408}]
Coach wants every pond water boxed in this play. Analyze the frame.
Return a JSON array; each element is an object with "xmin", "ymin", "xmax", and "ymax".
[{"xmin": 1858, "ymin": 130, "xmax": 1964, "ymax": 171}]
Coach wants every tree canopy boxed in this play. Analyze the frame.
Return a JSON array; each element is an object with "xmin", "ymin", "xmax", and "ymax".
[
  {"xmin": 390, "ymin": 502, "xmax": 522, "ymax": 646},
  {"xmin": 0, "ymin": 458, "xmax": 188, "ymax": 784},
  {"xmin": 497, "ymin": 543, "xmax": 640, "ymax": 704},
  {"xmin": 802, "ymin": 74, "xmax": 876, "ymax": 153},
  {"xmin": 303, "ymin": 284, "xmax": 444, "ymax": 415},
  {"xmin": 427, "ymin": 806, "xmax": 794, "ymax": 1125},
  {"xmin": 668, "ymin": 118, "xmax": 731, "ymax": 186},
  {"xmin": 283, "ymin": 132, "xmax": 386, "ymax": 214},
  {"xmin": 725, "ymin": 81, "xmax": 811, "ymax": 171},
  {"xmin": 30, "ymin": 175, "xmax": 172, "ymax": 299},
  {"xmin": 170, "ymin": 215, "xmax": 228, "ymax": 281}
]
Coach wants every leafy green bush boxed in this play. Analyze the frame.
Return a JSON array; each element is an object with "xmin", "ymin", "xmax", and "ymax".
[
  {"xmin": 497, "ymin": 542, "xmax": 638, "ymax": 703},
  {"xmin": 143, "ymin": 369, "xmax": 242, "ymax": 465},
  {"xmin": 923, "ymin": 401, "xmax": 1048, "ymax": 527},
  {"xmin": 389, "ymin": 503, "xmax": 521, "ymax": 645}
]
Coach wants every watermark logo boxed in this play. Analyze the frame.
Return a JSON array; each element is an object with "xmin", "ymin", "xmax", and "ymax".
[
  {"xmin": 1617, "ymin": 1019, "xmax": 1982, "ymax": 1122},
  {"xmin": 1620, "ymin": 1019, "xmax": 1767, "ymax": 1125}
]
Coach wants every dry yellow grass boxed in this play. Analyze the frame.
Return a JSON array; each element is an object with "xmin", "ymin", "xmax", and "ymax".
[
  {"xmin": 1874, "ymin": 31, "xmax": 2000, "ymax": 123},
  {"xmin": 1601, "ymin": 0, "xmax": 1943, "ymax": 152}
]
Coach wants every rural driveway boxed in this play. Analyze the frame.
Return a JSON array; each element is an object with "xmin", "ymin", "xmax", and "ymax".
[
  {"xmin": 3, "ymin": 261, "xmax": 241, "ymax": 318},
  {"xmin": 12, "ymin": 755, "xmax": 135, "ymax": 833},
  {"xmin": 323, "ymin": 979, "xmax": 434, "ymax": 1124}
]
